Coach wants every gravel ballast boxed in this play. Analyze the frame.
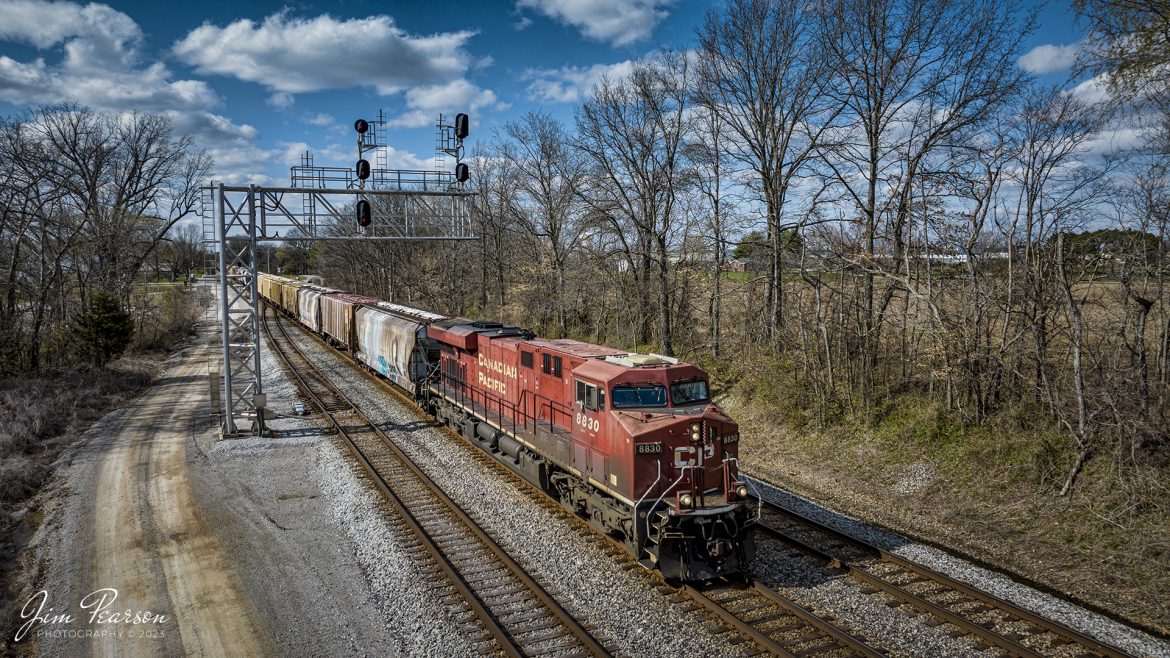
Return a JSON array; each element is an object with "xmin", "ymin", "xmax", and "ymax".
[
  {"xmin": 290, "ymin": 321, "xmax": 757, "ymax": 657},
  {"xmin": 282, "ymin": 317, "xmax": 1133, "ymax": 658},
  {"xmin": 747, "ymin": 475, "xmax": 1170, "ymax": 658}
]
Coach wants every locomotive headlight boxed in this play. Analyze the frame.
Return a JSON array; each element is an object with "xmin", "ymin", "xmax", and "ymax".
[
  {"xmin": 679, "ymin": 493, "xmax": 693, "ymax": 507},
  {"xmin": 689, "ymin": 421, "xmax": 702, "ymax": 443},
  {"xmin": 735, "ymin": 484, "xmax": 749, "ymax": 499}
]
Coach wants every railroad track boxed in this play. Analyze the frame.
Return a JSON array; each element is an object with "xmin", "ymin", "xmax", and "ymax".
[
  {"xmin": 266, "ymin": 307, "xmax": 889, "ymax": 658},
  {"xmin": 752, "ymin": 496, "xmax": 1132, "ymax": 658},
  {"xmin": 262, "ymin": 305, "xmax": 610, "ymax": 658},
  {"xmin": 682, "ymin": 582, "xmax": 883, "ymax": 658}
]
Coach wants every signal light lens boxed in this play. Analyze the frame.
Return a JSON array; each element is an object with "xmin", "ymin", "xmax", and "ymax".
[
  {"xmin": 356, "ymin": 159, "xmax": 371, "ymax": 181},
  {"xmin": 356, "ymin": 199, "xmax": 372, "ymax": 227},
  {"xmin": 354, "ymin": 119, "xmax": 369, "ymax": 134},
  {"xmin": 690, "ymin": 421, "xmax": 701, "ymax": 443},
  {"xmin": 735, "ymin": 484, "xmax": 749, "ymax": 499},
  {"xmin": 679, "ymin": 493, "xmax": 693, "ymax": 508},
  {"xmin": 455, "ymin": 162, "xmax": 469, "ymax": 182}
]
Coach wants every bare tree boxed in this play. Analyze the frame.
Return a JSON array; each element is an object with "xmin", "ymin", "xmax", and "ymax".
[
  {"xmin": 818, "ymin": 0, "xmax": 1032, "ymax": 394},
  {"xmin": 0, "ymin": 105, "xmax": 211, "ymax": 371},
  {"xmin": 470, "ymin": 148, "xmax": 520, "ymax": 321},
  {"xmin": 576, "ymin": 51, "xmax": 694, "ymax": 356},
  {"xmin": 686, "ymin": 105, "xmax": 737, "ymax": 357},
  {"xmin": 163, "ymin": 222, "xmax": 205, "ymax": 285},
  {"xmin": 497, "ymin": 111, "xmax": 590, "ymax": 338},
  {"xmin": 30, "ymin": 106, "xmax": 211, "ymax": 302},
  {"xmin": 698, "ymin": 0, "xmax": 840, "ymax": 337}
]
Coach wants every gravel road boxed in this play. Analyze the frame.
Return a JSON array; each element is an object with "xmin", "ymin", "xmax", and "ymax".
[{"xmin": 13, "ymin": 290, "xmax": 399, "ymax": 656}]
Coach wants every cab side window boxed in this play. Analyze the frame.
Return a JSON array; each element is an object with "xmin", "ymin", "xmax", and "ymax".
[{"xmin": 575, "ymin": 380, "xmax": 603, "ymax": 411}]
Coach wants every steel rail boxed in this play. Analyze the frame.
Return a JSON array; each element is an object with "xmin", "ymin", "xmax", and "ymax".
[
  {"xmin": 262, "ymin": 304, "xmax": 609, "ymax": 658},
  {"xmin": 754, "ymin": 497, "xmax": 1132, "ymax": 658},
  {"xmin": 266, "ymin": 304, "xmax": 890, "ymax": 658},
  {"xmin": 682, "ymin": 584, "xmax": 885, "ymax": 658}
]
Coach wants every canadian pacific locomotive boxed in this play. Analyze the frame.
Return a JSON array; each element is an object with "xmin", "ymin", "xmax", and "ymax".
[{"xmin": 257, "ymin": 272, "xmax": 758, "ymax": 580}]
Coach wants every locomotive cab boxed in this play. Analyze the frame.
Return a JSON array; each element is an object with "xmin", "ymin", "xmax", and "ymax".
[{"xmin": 576, "ymin": 354, "xmax": 759, "ymax": 581}]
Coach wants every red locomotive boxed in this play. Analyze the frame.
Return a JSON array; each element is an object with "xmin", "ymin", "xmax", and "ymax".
[
  {"xmin": 425, "ymin": 319, "xmax": 758, "ymax": 581},
  {"xmin": 258, "ymin": 273, "xmax": 757, "ymax": 580}
]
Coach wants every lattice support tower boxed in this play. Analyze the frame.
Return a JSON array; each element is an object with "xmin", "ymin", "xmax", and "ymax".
[
  {"xmin": 214, "ymin": 183, "xmax": 263, "ymax": 435},
  {"xmin": 207, "ymin": 183, "xmax": 476, "ymax": 436}
]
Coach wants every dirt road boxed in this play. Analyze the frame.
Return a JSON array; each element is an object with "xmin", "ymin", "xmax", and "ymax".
[
  {"xmin": 15, "ymin": 292, "xmax": 405, "ymax": 657},
  {"xmin": 89, "ymin": 351, "xmax": 267, "ymax": 656},
  {"xmin": 21, "ymin": 338, "xmax": 268, "ymax": 656}
]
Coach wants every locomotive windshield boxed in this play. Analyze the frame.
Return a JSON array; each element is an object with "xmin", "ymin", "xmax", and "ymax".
[
  {"xmin": 611, "ymin": 385, "xmax": 667, "ymax": 408},
  {"xmin": 670, "ymin": 380, "xmax": 710, "ymax": 405}
]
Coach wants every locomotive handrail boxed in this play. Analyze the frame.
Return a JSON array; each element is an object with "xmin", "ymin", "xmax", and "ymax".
[
  {"xmin": 725, "ymin": 457, "xmax": 761, "ymax": 523},
  {"xmin": 634, "ymin": 460, "xmax": 663, "ymax": 510},
  {"xmin": 650, "ymin": 470, "xmax": 688, "ymax": 517},
  {"xmin": 432, "ymin": 364, "xmax": 575, "ymax": 438},
  {"xmin": 438, "ymin": 370, "xmax": 527, "ymax": 439},
  {"xmin": 517, "ymin": 388, "xmax": 573, "ymax": 434}
]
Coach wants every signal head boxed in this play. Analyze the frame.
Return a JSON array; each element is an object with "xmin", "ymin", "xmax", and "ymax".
[{"xmin": 356, "ymin": 199, "xmax": 372, "ymax": 227}]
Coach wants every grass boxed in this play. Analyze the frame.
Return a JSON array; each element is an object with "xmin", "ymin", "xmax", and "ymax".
[
  {"xmin": 0, "ymin": 359, "xmax": 159, "ymax": 507},
  {"xmin": 1, "ymin": 286, "xmax": 207, "ymax": 654},
  {"xmin": 0, "ymin": 356, "xmax": 167, "ymax": 656},
  {"xmin": 721, "ymin": 380, "xmax": 1170, "ymax": 634}
]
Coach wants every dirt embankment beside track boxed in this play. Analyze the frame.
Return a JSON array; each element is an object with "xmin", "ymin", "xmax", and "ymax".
[{"xmin": 728, "ymin": 396, "xmax": 1170, "ymax": 638}]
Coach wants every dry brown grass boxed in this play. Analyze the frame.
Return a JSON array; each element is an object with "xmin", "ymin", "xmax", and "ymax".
[
  {"xmin": 723, "ymin": 385, "xmax": 1170, "ymax": 636},
  {"xmin": 0, "ymin": 357, "xmax": 159, "ymax": 506},
  {"xmin": 0, "ymin": 354, "xmax": 166, "ymax": 657}
]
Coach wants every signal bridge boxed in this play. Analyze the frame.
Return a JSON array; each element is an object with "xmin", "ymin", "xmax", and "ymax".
[{"xmin": 202, "ymin": 112, "xmax": 476, "ymax": 435}]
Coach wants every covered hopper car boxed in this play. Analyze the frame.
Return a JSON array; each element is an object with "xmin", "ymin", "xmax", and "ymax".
[{"xmin": 256, "ymin": 272, "xmax": 757, "ymax": 581}]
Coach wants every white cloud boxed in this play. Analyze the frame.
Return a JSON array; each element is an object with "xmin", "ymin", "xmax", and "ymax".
[
  {"xmin": 166, "ymin": 111, "xmax": 258, "ymax": 143},
  {"xmin": 379, "ymin": 145, "xmax": 431, "ymax": 170},
  {"xmin": 0, "ymin": 0, "xmax": 140, "ymax": 51},
  {"xmin": 1083, "ymin": 124, "xmax": 1147, "ymax": 156},
  {"xmin": 516, "ymin": 0, "xmax": 671, "ymax": 47},
  {"xmin": 305, "ymin": 113, "xmax": 334, "ymax": 127},
  {"xmin": 278, "ymin": 140, "xmax": 429, "ymax": 174},
  {"xmin": 1069, "ymin": 74, "xmax": 1110, "ymax": 105},
  {"xmin": 1018, "ymin": 42, "xmax": 1079, "ymax": 75},
  {"xmin": 280, "ymin": 141, "xmax": 313, "ymax": 166},
  {"xmin": 173, "ymin": 12, "xmax": 477, "ymax": 96},
  {"xmin": 389, "ymin": 78, "xmax": 505, "ymax": 128},
  {"xmin": 514, "ymin": 16, "xmax": 533, "ymax": 31},
  {"xmin": 0, "ymin": 1, "xmax": 219, "ymax": 112},
  {"xmin": 523, "ymin": 59, "xmax": 636, "ymax": 103},
  {"xmin": 267, "ymin": 92, "xmax": 294, "ymax": 109}
]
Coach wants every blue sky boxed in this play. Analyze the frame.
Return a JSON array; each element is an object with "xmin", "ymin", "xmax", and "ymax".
[{"xmin": 0, "ymin": 0, "xmax": 1095, "ymax": 187}]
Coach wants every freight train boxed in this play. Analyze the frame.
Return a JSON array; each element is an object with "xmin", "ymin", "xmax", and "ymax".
[{"xmin": 257, "ymin": 272, "xmax": 758, "ymax": 581}]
